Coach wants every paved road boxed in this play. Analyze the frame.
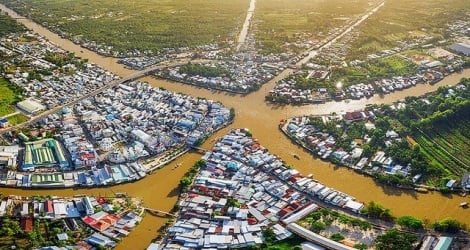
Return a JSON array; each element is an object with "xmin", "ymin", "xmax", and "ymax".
[
  {"xmin": 296, "ymin": 0, "xmax": 385, "ymax": 66},
  {"xmin": 236, "ymin": 0, "xmax": 256, "ymax": 52}
]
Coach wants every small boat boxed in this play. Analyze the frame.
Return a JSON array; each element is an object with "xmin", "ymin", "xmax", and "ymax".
[
  {"xmin": 460, "ymin": 202, "xmax": 468, "ymax": 208},
  {"xmin": 115, "ymin": 192, "xmax": 128, "ymax": 198},
  {"xmin": 414, "ymin": 187, "xmax": 429, "ymax": 193},
  {"xmin": 293, "ymin": 154, "xmax": 300, "ymax": 160},
  {"xmin": 172, "ymin": 163, "xmax": 182, "ymax": 170}
]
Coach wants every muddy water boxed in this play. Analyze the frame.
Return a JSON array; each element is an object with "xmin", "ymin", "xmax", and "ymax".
[{"xmin": 1, "ymin": 4, "xmax": 470, "ymax": 249}]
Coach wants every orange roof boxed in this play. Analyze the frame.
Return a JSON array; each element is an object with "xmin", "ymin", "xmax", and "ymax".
[{"xmin": 21, "ymin": 217, "xmax": 33, "ymax": 232}]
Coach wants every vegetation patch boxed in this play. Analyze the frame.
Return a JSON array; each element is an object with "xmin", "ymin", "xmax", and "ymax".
[
  {"xmin": 6, "ymin": 113, "xmax": 29, "ymax": 125},
  {"xmin": 374, "ymin": 228, "xmax": 417, "ymax": 250},
  {"xmin": 299, "ymin": 208, "xmax": 375, "ymax": 248},
  {"xmin": 295, "ymin": 55, "xmax": 418, "ymax": 93},
  {"xmin": 179, "ymin": 63, "xmax": 230, "ymax": 78},
  {"xmin": 255, "ymin": 0, "xmax": 374, "ymax": 54},
  {"xmin": 0, "ymin": 14, "xmax": 26, "ymax": 37},
  {"xmin": 0, "ymin": 77, "xmax": 24, "ymax": 117},
  {"xmin": 1, "ymin": 0, "xmax": 249, "ymax": 53},
  {"xmin": 402, "ymin": 78, "xmax": 470, "ymax": 178}
]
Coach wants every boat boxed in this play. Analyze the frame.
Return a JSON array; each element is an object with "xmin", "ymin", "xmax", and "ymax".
[
  {"xmin": 414, "ymin": 187, "xmax": 429, "ymax": 193},
  {"xmin": 115, "ymin": 192, "xmax": 128, "ymax": 198},
  {"xmin": 172, "ymin": 163, "xmax": 182, "ymax": 170},
  {"xmin": 293, "ymin": 154, "xmax": 300, "ymax": 160},
  {"xmin": 459, "ymin": 202, "xmax": 468, "ymax": 208}
]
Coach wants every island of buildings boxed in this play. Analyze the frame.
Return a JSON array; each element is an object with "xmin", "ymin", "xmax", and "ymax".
[{"xmin": 0, "ymin": 32, "xmax": 233, "ymax": 189}]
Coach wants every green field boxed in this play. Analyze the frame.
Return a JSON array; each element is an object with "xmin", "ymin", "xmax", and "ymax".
[
  {"xmin": 331, "ymin": 55, "xmax": 417, "ymax": 83},
  {"xmin": 6, "ymin": 113, "xmax": 28, "ymax": 125},
  {"xmin": 1, "ymin": 0, "xmax": 249, "ymax": 53},
  {"xmin": 255, "ymin": 0, "xmax": 378, "ymax": 54},
  {"xmin": 347, "ymin": 0, "xmax": 470, "ymax": 59},
  {"xmin": 413, "ymin": 119, "xmax": 470, "ymax": 176},
  {"xmin": 0, "ymin": 78, "xmax": 23, "ymax": 117},
  {"xmin": 0, "ymin": 14, "xmax": 26, "ymax": 37}
]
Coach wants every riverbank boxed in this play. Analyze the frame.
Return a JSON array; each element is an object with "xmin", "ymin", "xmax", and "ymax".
[{"xmin": 278, "ymin": 79, "xmax": 470, "ymax": 195}]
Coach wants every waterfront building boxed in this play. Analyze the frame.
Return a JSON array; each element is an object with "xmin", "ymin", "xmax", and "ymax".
[{"xmin": 23, "ymin": 138, "xmax": 69, "ymax": 171}]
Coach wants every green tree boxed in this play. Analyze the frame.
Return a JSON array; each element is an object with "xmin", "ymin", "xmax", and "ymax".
[
  {"xmin": 375, "ymin": 228, "xmax": 417, "ymax": 250},
  {"xmin": 432, "ymin": 218, "xmax": 465, "ymax": 233},
  {"xmin": 330, "ymin": 233, "xmax": 345, "ymax": 242},
  {"xmin": 179, "ymin": 177, "xmax": 192, "ymax": 188},
  {"xmin": 311, "ymin": 221, "xmax": 326, "ymax": 233},
  {"xmin": 262, "ymin": 227, "xmax": 277, "ymax": 243},
  {"xmin": 354, "ymin": 243, "xmax": 368, "ymax": 250},
  {"xmin": 361, "ymin": 201, "xmax": 393, "ymax": 221},
  {"xmin": 397, "ymin": 216, "xmax": 423, "ymax": 230},
  {"xmin": 194, "ymin": 159, "xmax": 206, "ymax": 169}
]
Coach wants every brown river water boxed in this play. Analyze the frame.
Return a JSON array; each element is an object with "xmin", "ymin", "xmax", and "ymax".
[{"xmin": 1, "ymin": 4, "xmax": 470, "ymax": 249}]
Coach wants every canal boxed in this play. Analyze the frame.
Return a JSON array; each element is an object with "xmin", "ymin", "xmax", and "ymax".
[{"xmin": 1, "ymin": 4, "xmax": 470, "ymax": 249}]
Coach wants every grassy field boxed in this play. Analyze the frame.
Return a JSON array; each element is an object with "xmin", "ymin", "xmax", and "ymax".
[
  {"xmin": 1, "ymin": 0, "xmax": 249, "ymax": 52},
  {"xmin": 254, "ymin": 0, "xmax": 378, "ymax": 54},
  {"xmin": 6, "ymin": 113, "xmax": 28, "ymax": 125},
  {"xmin": 0, "ymin": 78, "xmax": 22, "ymax": 117},
  {"xmin": 413, "ymin": 119, "xmax": 470, "ymax": 176},
  {"xmin": 347, "ymin": 0, "xmax": 470, "ymax": 59}
]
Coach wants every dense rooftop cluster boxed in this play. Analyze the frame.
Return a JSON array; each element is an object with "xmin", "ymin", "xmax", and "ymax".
[
  {"xmin": 0, "ymin": 80, "xmax": 232, "ymax": 188},
  {"xmin": 156, "ymin": 50, "xmax": 293, "ymax": 93},
  {"xmin": 161, "ymin": 129, "xmax": 364, "ymax": 249},
  {"xmin": 0, "ymin": 195, "xmax": 142, "ymax": 249},
  {"xmin": 0, "ymin": 32, "xmax": 118, "ymax": 113},
  {"xmin": 282, "ymin": 113, "xmax": 411, "ymax": 176}
]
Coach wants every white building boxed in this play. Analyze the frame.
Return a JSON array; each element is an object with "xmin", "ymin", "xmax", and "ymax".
[{"xmin": 16, "ymin": 98, "xmax": 46, "ymax": 114}]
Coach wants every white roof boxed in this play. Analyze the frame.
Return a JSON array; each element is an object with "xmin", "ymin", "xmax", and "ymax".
[
  {"xmin": 301, "ymin": 242, "xmax": 326, "ymax": 250},
  {"xmin": 17, "ymin": 99, "xmax": 45, "ymax": 113},
  {"xmin": 146, "ymin": 243, "xmax": 160, "ymax": 250},
  {"xmin": 344, "ymin": 200, "xmax": 364, "ymax": 211}
]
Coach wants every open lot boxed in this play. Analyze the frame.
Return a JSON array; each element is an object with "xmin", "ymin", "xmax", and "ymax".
[
  {"xmin": 0, "ymin": 78, "xmax": 22, "ymax": 117},
  {"xmin": 1, "ymin": 0, "xmax": 249, "ymax": 53}
]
